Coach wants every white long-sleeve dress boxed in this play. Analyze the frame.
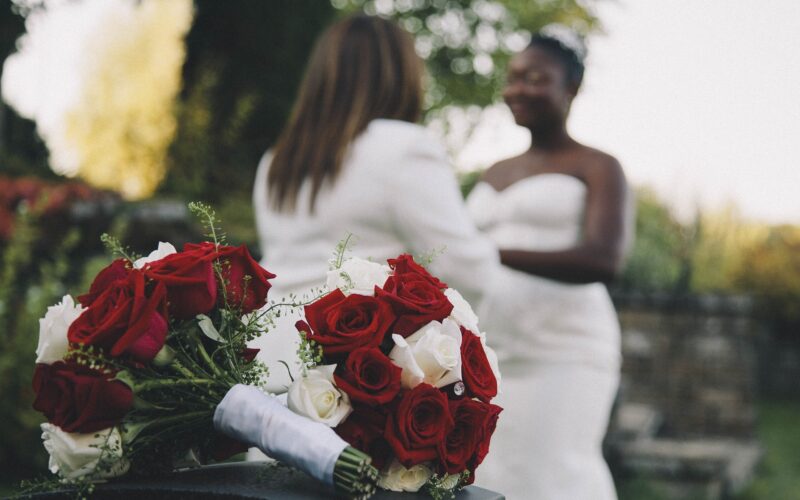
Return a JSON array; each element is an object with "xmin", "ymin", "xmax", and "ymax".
[{"xmin": 250, "ymin": 118, "xmax": 499, "ymax": 393}]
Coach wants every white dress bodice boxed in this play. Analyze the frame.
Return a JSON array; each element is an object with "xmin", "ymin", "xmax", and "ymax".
[
  {"xmin": 467, "ymin": 174, "xmax": 621, "ymax": 370},
  {"xmin": 468, "ymin": 173, "xmax": 587, "ymax": 251}
]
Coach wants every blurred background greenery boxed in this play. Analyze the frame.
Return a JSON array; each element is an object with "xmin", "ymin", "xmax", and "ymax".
[{"xmin": 1, "ymin": 0, "xmax": 798, "ymax": 498}]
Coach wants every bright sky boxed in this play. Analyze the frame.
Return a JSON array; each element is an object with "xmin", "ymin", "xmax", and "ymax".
[{"xmin": 459, "ymin": 0, "xmax": 800, "ymax": 224}]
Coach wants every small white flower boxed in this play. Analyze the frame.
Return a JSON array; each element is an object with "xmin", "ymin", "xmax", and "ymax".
[
  {"xmin": 36, "ymin": 295, "xmax": 84, "ymax": 364},
  {"xmin": 377, "ymin": 459, "xmax": 433, "ymax": 492},
  {"xmin": 41, "ymin": 424, "xmax": 130, "ymax": 481},
  {"xmin": 444, "ymin": 288, "xmax": 479, "ymax": 333},
  {"xmin": 133, "ymin": 241, "xmax": 177, "ymax": 269},
  {"xmin": 389, "ymin": 319, "xmax": 462, "ymax": 389},
  {"xmin": 287, "ymin": 365, "xmax": 352, "ymax": 427},
  {"xmin": 326, "ymin": 257, "xmax": 390, "ymax": 296}
]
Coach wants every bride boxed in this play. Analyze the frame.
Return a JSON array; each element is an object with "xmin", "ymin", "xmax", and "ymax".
[{"xmin": 466, "ymin": 27, "xmax": 632, "ymax": 499}]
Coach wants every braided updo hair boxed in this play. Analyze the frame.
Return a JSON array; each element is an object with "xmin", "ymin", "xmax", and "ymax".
[{"xmin": 528, "ymin": 25, "xmax": 586, "ymax": 90}]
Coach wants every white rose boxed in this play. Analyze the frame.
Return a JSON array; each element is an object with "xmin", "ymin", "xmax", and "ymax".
[
  {"xmin": 36, "ymin": 295, "xmax": 84, "ymax": 364},
  {"xmin": 41, "ymin": 424, "xmax": 130, "ymax": 481},
  {"xmin": 444, "ymin": 288, "xmax": 479, "ymax": 333},
  {"xmin": 287, "ymin": 365, "xmax": 352, "ymax": 427},
  {"xmin": 326, "ymin": 257, "xmax": 391, "ymax": 296},
  {"xmin": 478, "ymin": 331, "xmax": 502, "ymax": 394},
  {"xmin": 377, "ymin": 459, "xmax": 433, "ymax": 492},
  {"xmin": 389, "ymin": 319, "xmax": 462, "ymax": 389},
  {"xmin": 133, "ymin": 241, "xmax": 177, "ymax": 269}
]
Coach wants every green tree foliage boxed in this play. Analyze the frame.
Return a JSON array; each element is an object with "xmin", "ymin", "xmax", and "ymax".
[
  {"xmin": 0, "ymin": 2, "xmax": 52, "ymax": 179},
  {"xmin": 332, "ymin": 0, "xmax": 599, "ymax": 112},
  {"xmin": 732, "ymin": 225, "xmax": 800, "ymax": 328},
  {"xmin": 160, "ymin": 0, "xmax": 336, "ymax": 203},
  {"xmin": 0, "ymin": 204, "xmax": 84, "ymax": 484},
  {"xmin": 617, "ymin": 188, "xmax": 694, "ymax": 294},
  {"xmin": 161, "ymin": 1, "xmax": 598, "ymax": 204}
]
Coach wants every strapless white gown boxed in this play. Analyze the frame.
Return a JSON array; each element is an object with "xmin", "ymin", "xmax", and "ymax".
[{"xmin": 467, "ymin": 174, "xmax": 620, "ymax": 500}]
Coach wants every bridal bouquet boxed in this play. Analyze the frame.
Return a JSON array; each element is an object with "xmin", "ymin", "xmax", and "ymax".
[
  {"xmin": 288, "ymin": 253, "xmax": 503, "ymax": 498},
  {"xmin": 28, "ymin": 204, "xmax": 377, "ymax": 499}
]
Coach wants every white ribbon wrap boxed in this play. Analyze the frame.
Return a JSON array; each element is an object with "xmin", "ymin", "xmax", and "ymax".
[{"xmin": 213, "ymin": 384, "xmax": 348, "ymax": 485}]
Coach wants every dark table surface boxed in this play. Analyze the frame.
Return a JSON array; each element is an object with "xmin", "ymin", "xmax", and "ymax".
[{"xmin": 22, "ymin": 462, "xmax": 504, "ymax": 499}]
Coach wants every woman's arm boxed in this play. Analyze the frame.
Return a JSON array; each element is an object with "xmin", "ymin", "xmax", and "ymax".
[
  {"xmin": 500, "ymin": 156, "xmax": 631, "ymax": 284},
  {"xmin": 388, "ymin": 128, "xmax": 500, "ymax": 304}
]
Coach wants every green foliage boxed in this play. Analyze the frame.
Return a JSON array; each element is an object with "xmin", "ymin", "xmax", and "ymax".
[
  {"xmin": 0, "ymin": 3, "xmax": 53, "ymax": 180},
  {"xmin": 424, "ymin": 470, "xmax": 470, "ymax": 500},
  {"xmin": 296, "ymin": 331, "xmax": 324, "ymax": 377},
  {"xmin": 333, "ymin": 0, "xmax": 599, "ymax": 112},
  {"xmin": 737, "ymin": 401, "xmax": 800, "ymax": 500},
  {"xmin": 459, "ymin": 169, "xmax": 483, "ymax": 198},
  {"xmin": 161, "ymin": 0, "xmax": 337, "ymax": 203},
  {"xmin": 617, "ymin": 188, "xmax": 695, "ymax": 294},
  {"xmin": 731, "ymin": 226, "xmax": 800, "ymax": 326},
  {"xmin": 0, "ymin": 203, "xmax": 83, "ymax": 483}
]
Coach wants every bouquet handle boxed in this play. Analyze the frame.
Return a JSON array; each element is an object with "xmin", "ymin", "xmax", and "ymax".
[{"xmin": 214, "ymin": 384, "xmax": 347, "ymax": 485}]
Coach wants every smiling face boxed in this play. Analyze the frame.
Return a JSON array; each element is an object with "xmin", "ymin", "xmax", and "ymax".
[{"xmin": 502, "ymin": 46, "xmax": 577, "ymax": 132}]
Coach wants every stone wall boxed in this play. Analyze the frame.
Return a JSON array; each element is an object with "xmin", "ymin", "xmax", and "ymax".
[
  {"xmin": 616, "ymin": 302, "xmax": 759, "ymax": 438},
  {"xmin": 607, "ymin": 294, "xmax": 765, "ymax": 499}
]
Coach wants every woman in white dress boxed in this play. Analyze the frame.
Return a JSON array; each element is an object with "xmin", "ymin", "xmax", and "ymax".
[
  {"xmin": 250, "ymin": 15, "xmax": 499, "ymax": 394},
  {"xmin": 466, "ymin": 28, "xmax": 632, "ymax": 499}
]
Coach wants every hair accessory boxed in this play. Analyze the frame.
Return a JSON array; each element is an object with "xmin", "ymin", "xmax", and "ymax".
[{"xmin": 538, "ymin": 24, "xmax": 587, "ymax": 63}]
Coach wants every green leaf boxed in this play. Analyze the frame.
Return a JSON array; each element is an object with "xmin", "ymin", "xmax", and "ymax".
[{"xmin": 196, "ymin": 314, "xmax": 226, "ymax": 343}]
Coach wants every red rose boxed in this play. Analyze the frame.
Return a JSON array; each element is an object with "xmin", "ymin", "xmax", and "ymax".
[
  {"xmin": 78, "ymin": 259, "xmax": 130, "ymax": 307},
  {"xmin": 169, "ymin": 243, "xmax": 276, "ymax": 315},
  {"xmin": 334, "ymin": 347, "xmax": 402, "ymax": 406},
  {"xmin": 300, "ymin": 289, "xmax": 396, "ymax": 356},
  {"xmin": 388, "ymin": 254, "xmax": 448, "ymax": 289},
  {"xmin": 144, "ymin": 244, "xmax": 218, "ymax": 320},
  {"xmin": 384, "ymin": 384, "xmax": 453, "ymax": 467},
  {"xmin": 32, "ymin": 361, "xmax": 133, "ymax": 433},
  {"xmin": 375, "ymin": 273, "xmax": 453, "ymax": 337},
  {"xmin": 335, "ymin": 406, "xmax": 392, "ymax": 469},
  {"xmin": 241, "ymin": 347, "xmax": 260, "ymax": 363},
  {"xmin": 475, "ymin": 401, "xmax": 502, "ymax": 466},
  {"xmin": 438, "ymin": 398, "xmax": 502, "ymax": 476},
  {"xmin": 213, "ymin": 244, "xmax": 276, "ymax": 314},
  {"xmin": 68, "ymin": 271, "xmax": 169, "ymax": 362},
  {"xmin": 460, "ymin": 328, "xmax": 497, "ymax": 403}
]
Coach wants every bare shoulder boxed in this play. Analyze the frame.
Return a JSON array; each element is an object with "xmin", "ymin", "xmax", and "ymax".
[
  {"xmin": 574, "ymin": 145, "xmax": 626, "ymax": 186},
  {"xmin": 480, "ymin": 154, "xmax": 527, "ymax": 189}
]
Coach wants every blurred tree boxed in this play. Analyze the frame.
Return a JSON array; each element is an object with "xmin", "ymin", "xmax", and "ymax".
[
  {"xmin": 332, "ymin": 0, "xmax": 599, "ymax": 112},
  {"xmin": 0, "ymin": 1, "xmax": 52, "ymax": 179},
  {"xmin": 732, "ymin": 225, "xmax": 800, "ymax": 330},
  {"xmin": 689, "ymin": 205, "xmax": 766, "ymax": 293},
  {"xmin": 161, "ymin": 0, "xmax": 596, "ymax": 203},
  {"xmin": 617, "ymin": 188, "xmax": 694, "ymax": 294},
  {"xmin": 160, "ymin": 0, "xmax": 336, "ymax": 203},
  {"xmin": 330, "ymin": 0, "xmax": 599, "ymax": 172},
  {"xmin": 63, "ymin": 0, "xmax": 192, "ymax": 199}
]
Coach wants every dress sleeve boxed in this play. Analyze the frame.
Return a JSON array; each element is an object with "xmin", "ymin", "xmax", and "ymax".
[
  {"xmin": 388, "ymin": 130, "xmax": 500, "ymax": 305},
  {"xmin": 252, "ymin": 151, "xmax": 273, "ymax": 262}
]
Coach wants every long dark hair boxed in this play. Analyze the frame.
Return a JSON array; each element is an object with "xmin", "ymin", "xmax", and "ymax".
[{"xmin": 267, "ymin": 15, "xmax": 424, "ymax": 212}]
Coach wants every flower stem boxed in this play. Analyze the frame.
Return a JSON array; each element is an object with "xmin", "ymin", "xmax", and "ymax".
[
  {"xmin": 192, "ymin": 333, "xmax": 232, "ymax": 383},
  {"xmin": 170, "ymin": 359, "xmax": 198, "ymax": 379},
  {"xmin": 145, "ymin": 411, "xmax": 211, "ymax": 430},
  {"xmin": 333, "ymin": 446, "xmax": 378, "ymax": 499},
  {"xmin": 134, "ymin": 378, "xmax": 219, "ymax": 393}
]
